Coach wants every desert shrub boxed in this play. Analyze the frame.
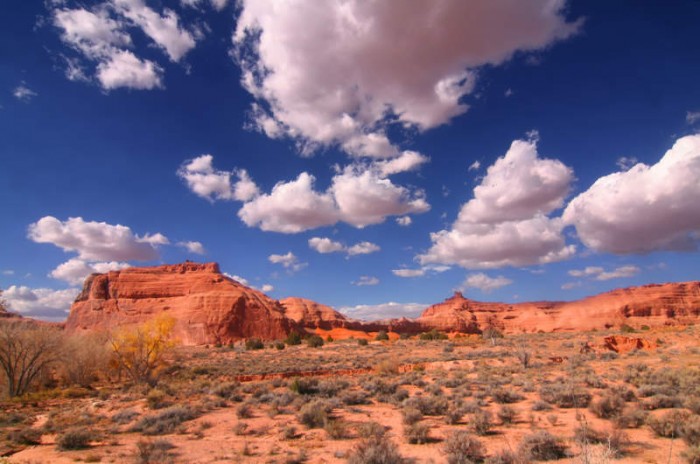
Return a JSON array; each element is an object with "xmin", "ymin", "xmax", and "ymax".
[
  {"xmin": 131, "ymin": 405, "xmax": 198, "ymax": 435},
  {"xmin": 355, "ymin": 338, "xmax": 368, "ymax": 346},
  {"xmin": 136, "ymin": 439, "xmax": 176, "ymax": 464},
  {"xmin": 491, "ymin": 388, "xmax": 524, "ymax": 404},
  {"xmin": 0, "ymin": 411, "xmax": 29, "ymax": 427},
  {"xmin": 340, "ymin": 390, "xmax": 370, "ymax": 405},
  {"xmin": 445, "ymin": 406, "xmax": 463, "ymax": 425},
  {"xmin": 109, "ymin": 314, "xmax": 176, "ymax": 387},
  {"xmin": 0, "ymin": 321, "xmax": 63, "ymax": 397},
  {"xmin": 471, "ymin": 409, "xmax": 493, "ymax": 436},
  {"xmin": 484, "ymin": 449, "xmax": 520, "ymax": 464},
  {"xmin": 539, "ymin": 382, "xmax": 592, "ymax": 408},
  {"xmin": 289, "ymin": 377, "xmax": 319, "ymax": 395},
  {"xmin": 575, "ymin": 426, "xmax": 628, "ymax": 458},
  {"xmin": 298, "ymin": 399, "xmax": 332, "ymax": 428},
  {"xmin": 357, "ymin": 422, "xmax": 386, "ymax": 440},
  {"xmin": 620, "ymin": 324, "xmax": 636, "ymax": 333},
  {"xmin": 532, "ymin": 400, "xmax": 552, "ymax": 411},
  {"xmin": 147, "ymin": 389, "xmax": 168, "ymax": 409},
  {"xmin": 497, "ymin": 405, "xmax": 518, "ymax": 425},
  {"xmin": 236, "ymin": 401, "xmax": 255, "ymax": 419},
  {"xmin": 514, "ymin": 346, "xmax": 532, "ymax": 368},
  {"xmin": 284, "ymin": 332, "xmax": 302, "ymax": 346},
  {"xmin": 112, "ymin": 409, "xmax": 140, "ymax": 424},
  {"xmin": 212, "ymin": 381, "xmax": 240, "ymax": 400},
  {"xmin": 245, "ymin": 338, "xmax": 264, "ymax": 350},
  {"xmin": 647, "ymin": 409, "xmax": 691, "ymax": 438},
  {"xmin": 682, "ymin": 415, "xmax": 700, "ymax": 446},
  {"xmin": 589, "ymin": 391, "xmax": 626, "ymax": 418},
  {"xmin": 644, "ymin": 394, "xmax": 683, "ymax": 410},
  {"xmin": 615, "ymin": 406, "xmax": 647, "ymax": 428},
  {"xmin": 404, "ymin": 395, "xmax": 449, "ymax": 416},
  {"xmin": 419, "ymin": 329, "xmax": 448, "ymax": 340},
  {"xmin": 402, "ymin": 407, "xmax": 423, "ymax": 425},
  {"xmin": 61, "ymin": 332, "xmax": 108, "ymax": 388},
  {"xmin": 442, "ymin": 430, "xmax": 484, "ymax": 464},
  {"xmin": 318, "ymin": 379, "xmax": 349, "ymax": 397},
  {"xmin": 324, "ymin": 419, "xmax": 349, "ymax": 439},
  {"xmin": 57, "ymin": 427, "xmax": 94, "ymax": 450},
  {"xmin": 7, "ymin": 426, "xmax": 42, "ymax": 445},
  {"xmin": 404, "ymin": 422, "xmax": 430, "ymax": 444},
  {"xmin": 274, "ymin": 341, "xmax": 285, "ymax": 350},
  {"xmin": 306, "ymin": 335, "xmax": 324, "ymax": 348},
  {"xmin": 517, "ymin": 430, "xmax": 568, "ymax": 461},
  {"xmin": 682, "ymin": 446, "xmax": 700, "ymax": 464},
  {"xmin": 685, "ymin": 398, "xmax": 700, "ymax": 415},
  {"xmin": 375, "ymin": 331, "xmax": 389, "ymax": 341},
  {"xmin": 347, "ymin": 437, "xmax": 404, "ymax": 464}
]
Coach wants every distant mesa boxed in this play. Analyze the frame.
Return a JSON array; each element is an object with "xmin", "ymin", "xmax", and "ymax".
[{"xmin": 64, "ymin": 261, "xmax": 700, "ymax": 345}]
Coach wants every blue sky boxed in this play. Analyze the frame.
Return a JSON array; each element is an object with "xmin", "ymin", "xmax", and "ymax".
[{"xmin": 1, "ymin": 0, "xmax": 699, "ymax": 321}]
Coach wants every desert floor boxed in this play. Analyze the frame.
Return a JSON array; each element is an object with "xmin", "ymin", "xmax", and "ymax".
[{"xmin": 3, "ymin": 325, "xmax": 700, "ymax": 463}]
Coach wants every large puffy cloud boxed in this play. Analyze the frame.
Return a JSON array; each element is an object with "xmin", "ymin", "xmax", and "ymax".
[
  {"xmin": 51, "ymin": 0, "xmax": 197, "ymax": 90},
  {"xmin": 234, "ymin": 0, "xmax": 579, "ymax": 158},
  {"xmin": 3, "ymin": 286, "xmax": 80, "ymax": 321},
  {"xmin": 235, "ymin": 165, "xmax": 429, "ymax": 233},
  {"xmin": 50, "ymin": 258, "xmax": 131, "ymax": 285},
  {"xmin": 420, "ymin": 138, "xmax": 576, "ymax": 269},
  {"xmin": 27, "ymin": 216, "xmax": 166, "ymax": 261},
  {"xmin": 563, "ymin": 135, "xmax": 700, "ymax": 254}
]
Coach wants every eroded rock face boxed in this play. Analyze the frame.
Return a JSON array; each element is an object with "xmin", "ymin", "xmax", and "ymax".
[
  {"xmin": 66, "ymin": 262, "xmax": 299, "ymax": 345},
  {"xmin": 280, "ymin": 297, "xmax": 351, "ymax": 330},
  {"xmin": 417, "ymin": 282, "xmax": 700, "ymax": 334}
]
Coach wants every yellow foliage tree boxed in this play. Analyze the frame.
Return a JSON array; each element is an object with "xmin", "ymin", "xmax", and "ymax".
[{"xmin": 109, "ymin": 314, "xmax": 177, "ymax": 386}]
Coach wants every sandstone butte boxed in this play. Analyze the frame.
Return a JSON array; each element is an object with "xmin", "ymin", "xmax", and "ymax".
[{"xmin": 65, "ymin": 261, "xmax": 700, "ymax": 345}]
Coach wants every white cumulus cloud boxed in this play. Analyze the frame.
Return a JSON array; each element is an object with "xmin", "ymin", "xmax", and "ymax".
[
  {"xmin": 49, "ymin": 258, "xmax": 131, "ymax": 285},
  {"xmin": 563, "ymin": 134, "xmax": 700, "ymax": 254},
  {"xmin": 308, "ymin": 237, "xmax": 345, "ymax": 254},
  {"xmin": 3, "ymin": 285, "xmax": 80, "ymax": 321},
  {"xmin": 420, "ymin": 137, "xmax": 576, "ymax": 269},
  {"xmin": 339, "ymin": 302, "xmax": 427, "ymax": 321},
  {"xmin": 392, "ymin": 269, "xmax": 425, "ymax": 278},
  {"xmin": 268, "ymin": 252, "xmax": 307, "ymax": 272},
  {"xmin": 96, "ymin": 50, "xmax": 163, "ymax": 90},
  {"xmin": 354, "ymin": 276, "xmax": 379, "ymax": 286},
  {"xmin": 178, "ymin": 241, "xmax": 206, "ymax": 255},
  {"xmin": 461, "ymin": 273, "xmax": 513, "ymax": 293},
  {"xmin": 346, "ymin": 242, "xmax": 380, "ymax": 256},
  {"xmin": 233, "ymin": 0, "xmax": 579, "ymax": 158},
  {"xmin": 27, "ymin": 216, "xmax": 167, "ymax": 261},
  {"xmin": 568, "ymin": 265, "xmax": 639, "ymax": 281}
]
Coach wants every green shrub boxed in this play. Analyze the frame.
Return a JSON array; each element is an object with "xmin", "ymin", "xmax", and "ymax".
[
  {"xmin": 620, "ymin": 324, "xmax": 636, "ymax": 333},
  {"xmin": 375, "ymin": 331, "xmax": 389, "ymax": 341},
  {"xmin": 306, "ymin": 335, "xmax": 324, "ymax": 348},
  {"xmin": 443, "ymin": 430, "xmax": 484, "ymax": 464},
  {"xmin": 57, "ymin": 427, "xmax": 94, "ymax": 450},
  {"xmin": 284, "ymin": 331, "xmax": 302, "ymax": 346},
  {"xmin": 419, "ymin": 329, "xmax": 448, "ymax": 340},
  {"xmin": 274, "ymin": 341, "xmax": 285, "ymax": 350},
  {"xmin": 245, "ymin": 338, "xmax": 264, "ymax": 350}
]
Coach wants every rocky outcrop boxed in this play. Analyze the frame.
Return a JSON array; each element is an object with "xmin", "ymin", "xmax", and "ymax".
[
  {"xmin": 66, "ymin": 262, "xmax": 299, "ymax": 345},
  {"xmin": 280, "ymin": 297, "xmax": 352, "ymax": 330},
  {"xmin": 416, "ymin": 282, "xmax": 700, "ymax": 334},
  {"xmin": 602, "ymin": 336, "xmax": 656, "ymax": 353}
]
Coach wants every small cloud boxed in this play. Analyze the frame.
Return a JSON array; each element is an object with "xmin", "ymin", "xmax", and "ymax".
[
  {"xmin": 461, "ymin": 273, "xmax": 513, "ymax": 293},
  {"xmin": 268, "ymin": 252, "xmax": 307, "ymax": 272},
  {"xmin": 396, "ymin": 216, "xmax": 412, "ymax": 227},
  {"xmin": 468, "ymin": 160, "xmax": 481, "ymax": 171},
  {"xmin": 347, "ymin": 242, "xmax": 380, "ymax": 256},
  {"xmin": 687, "ymin": 110, "xmax": 700, "ymax": 125},
  {"xmin": 392, "ymin": 269, "xmax": 425, "ymax": 278},
  {"xmin": 2, "ymin": 270, "xmax": 14, "ymax": 276},
  {"xmin": 354, "ymin": 276, "xmax": 379, "ymax": 286},
  {"xmin": 615, "ymin": 156, "xmax": 638, "ymax": 171},
  {"xmin": 13, "ymin": 82, "xmax": 38, "ymax": 102},
  {"xmin": 568, "ymin": 265, "xmax": 640, "ymax": 281},
  {"xmin": 224, "ymin": 273, "xmax": 249, "ymax": 286},
  {"xmin": 178, "ymin": 241, "xmax": 206, "ymax": 255},
  {"xmin": 261, "ymin": 284, "xmax": 274, "ymax": 292},
  {"xmin": 561, "ymin": 281, "xmax": 582, "ymax": 290},
  {"xmin": 308, "ymin": 237, "xmax": 345, "ymax": 254},
  {"xmin": 504, "ymin": 88, "xmax": 514, "ymax": 97},
  {"xmin": 339, "ymin": 302, "xmax": 427, "ymax": 321}
]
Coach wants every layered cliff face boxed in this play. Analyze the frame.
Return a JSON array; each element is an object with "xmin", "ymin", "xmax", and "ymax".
[
  {"xmin": 66, "ymin": 262, "xmax": 299, "ymax": 345},
  {"xmin": 280, "ymin": 297, "xmax": 351, "ymax": 330},
  {"xmin": 417, "ymin": 282, "xmax": 700, "ymax": 334}
]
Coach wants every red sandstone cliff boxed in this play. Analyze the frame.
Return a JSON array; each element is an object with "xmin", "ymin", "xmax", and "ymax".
[{"xmin": 66, "ymin": 262, "xmax": 299, "ymax": 345}]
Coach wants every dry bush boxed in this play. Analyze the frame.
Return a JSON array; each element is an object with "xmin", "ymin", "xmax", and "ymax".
[
  {"xmin": 470, "ymin": 409, "xmax": 492, "ymax": 436},
  {"xmin": 7, "ymin": 426, "xmax": 42, "ymax": 445},
  {"xmin": 136, "ymin": 439, "xmax": 176, "ymax": 464},
  {"xmin": 614, "ymin": 406, "xmax": 647, "ymax": 429},
  {"xmin": 682, "ymin": 415, "xmax": 700, "ymax": 447},
  {"xmin": 442, "ymin": 430, "xmax": 484, "ymax": 464},
  {"xmin": 647, "ymin": 409, "xmax": 691, "ymax": 438},
  {"xmin": 347, "ymin": 436, "xmax": 404, "ymax": 464},
  {"xmin": 517, "ymin": 430, "xmax": 568, "ymax": 461},
  {"xmin": 298, "ymin": 399, "xmax": 332, "ymax": 428},
  {"xmin": 539, "ymin": 382, "xmax": 592, "ymax": 408},
  {"xmin": 401, "ymin": 407, "xmax": 423, "ymax": 425},
  {"xmin": 0, "ymin": 321, "xmax": 63, "ymax": 397},
  {"xmin": 589, "ymin": 391, "xmax": 626, "ymax": 419},
  {"xmin": 404, "ymin": 422, "xmax": 430, "ymax": 444},
  {"xmin": 497, "ymin": 405, "xmax": 518, "ymax": 425},
  {"xmin": 682, "ymin": 445, "xmax": 700, "ymax": 464},
  {"xmin": 56, "ymin": 427, "xmax": 95, "ymax": 450},
  {"xmin": 131, "ymin": 405, "xmax": 198, "ymax": 435}
]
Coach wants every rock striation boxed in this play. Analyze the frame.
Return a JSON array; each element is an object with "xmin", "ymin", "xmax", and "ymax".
[{"xmin": 66, "ymin": 262, "xmax": 298, "ymax": 345}]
